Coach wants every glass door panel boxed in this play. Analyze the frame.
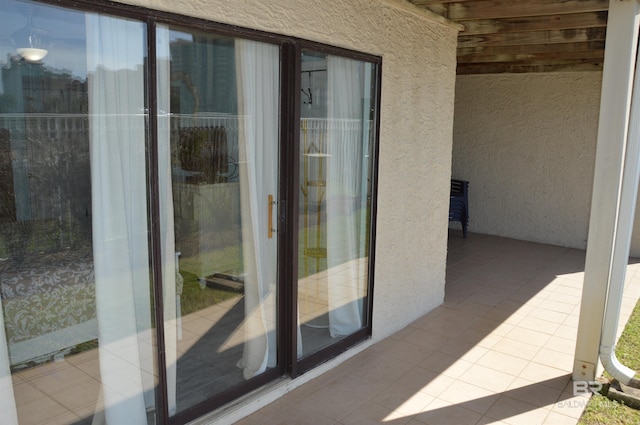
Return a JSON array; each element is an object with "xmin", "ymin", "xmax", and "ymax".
[
  {"xmin": 298, "ymin": 50, "xmax": 375, "ymax": 358},
  {"xmin": 0, "ymin": 1, "xmax": 156, "ymax": 424},
  {"xmin": 156, "ymin": 26, "xmax": 280, "ymax": 415}
]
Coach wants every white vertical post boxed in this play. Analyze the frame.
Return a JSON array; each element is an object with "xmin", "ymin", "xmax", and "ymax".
[{"xmin": 573, "ymin": 0, "xmax": 640, "ymax": 382}]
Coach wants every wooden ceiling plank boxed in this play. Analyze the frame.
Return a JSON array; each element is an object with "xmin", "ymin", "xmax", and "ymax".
[
  {"xmin": 457, "ymin": 61, "xmax": 603, "ymax": 74},
  {"xmin": 458, "ymin": 27, "xmax": 606, "ymax": 48},
  {"xmin": 457, "ymin": 40, "xmax": 606, "ymax": 56},
  {"xmin": 405, "ymin": 0, "xmax": 611, "ymax": 74},
  {"xmin": 461, "ymin": 12, "xmax": 608, "ymax": 35},
  {"xmin": 458, "ymin": 49, "xmax": 605, "ymax": 64},
  {"xmin": 446, "ymin": 0, "xmax": 608, "ymax": 21}
]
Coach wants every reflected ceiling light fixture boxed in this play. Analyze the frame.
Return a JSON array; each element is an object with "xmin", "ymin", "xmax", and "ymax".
[{"xmin": 12, "ymin": 7, "xmax": 49, "ymax": 62}]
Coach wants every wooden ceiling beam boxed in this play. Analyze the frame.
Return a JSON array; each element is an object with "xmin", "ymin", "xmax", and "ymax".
[
  {"xmin": 457, "ymin": 40, "xmax": 606, "ymax": 56},
  {"xmin": 461, "ymin": 12, "xmax": 607, "ymax": 35},
  {"xmin": 407, "ymin": 0, "xmax": 610, "ymax": 74},
  {"xmin": 458, "ymin": 27, "xmax": 606, "ymax": 48},
  {"xmin": 457, "ymin": 49, "xmax": 604, "ymax": 64},
  {"xmin": 433, "ymin": 0, "xmax": 608, "ymax": 21},
  {"xmin": 457, "ymin": 61, "xmax": 603, "ymax": 74}
]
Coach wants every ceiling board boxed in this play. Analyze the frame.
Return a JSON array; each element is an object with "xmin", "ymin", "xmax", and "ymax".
[{"xmin": 407, "ymin": 0, "xmax": 609, "ymax": 74}]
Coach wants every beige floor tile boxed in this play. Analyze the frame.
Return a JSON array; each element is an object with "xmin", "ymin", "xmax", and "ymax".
[
  {"xmin": 414, "ymin": 373, "xmax": 457, "ymax": 398},
  {"xmin": 461, "ymin": 345, "xmax": 491, "ymax": 363},
  {"xmin": 438, "ymin": 339, "xmax": 490, "ymax": 363},
  {"xmin": 516, "ymin": 317, "xmax": 560, "ymax": 335},
  {"xmin": 40, "ymin": 410, "xmax": 82, "ymax": 425},
  {"xmin": 468, "ymin": 317, "xmax": 516, "ymax": 337},
  {"xmin": 466, "ymin": 293, "xmax": 508, "ymax": 307},
  {"xmin": 505, "ymin": 327, "xmax": 552, "ymax": 347},
  {"xmin": 458, "ymin": 364, "xmax": 516, "ymax": 393},
  {"xmin": 48, "ymin": 377, "xmax": 100, "ymax": 411},
  {"xmin": 73, "ymin": 357, "xmax": 101, "ymax": 380},
  {"xmin": 393, "ymin": 325, "xmax": 419, "ymax": 340},
  {"xmin": 476, "ymin": 417, "xmax": 511, "ymax": 425},
  {"xmin": 402, "ymin": 328, "xmax": 451, "ymax": 351},
  {"xmin": 553, "ymin": 325, "xmax": 578, "ymax": 341},
  {"xmin": 491, "ymin": 337, "xmax": 541, "ymax": 361},
  {"xmin": 29, "ymin": 366, "xmax": 94, "ymax": 394},
  {"xmin": 518, "ymin": 364, "xmax": 571, "ymax": 389},
  {"xmin": 414, "ymin": 398, "xmax": 484, "ymax": 425},
  {"xmin": 547, "ymin": 293, "xmax": 580, "ymax": 305},
  {"xmin": 17, "ymin": 360, "xmax": 72, "ymax": 381},
  {"xmin": 12, "ymin": 381, "xmax": 46, "ymax": 407},
  {"xmin": 384, "ymin": 339, "xmax": 440, "ymax": 364},
  {"xmin": 527, "ymin": 308, "xmax": 569, "ymax": 325},
  {"xmin": 369, "ymin": 382, "xmax": 435, "ymax": 415},
  {"xmin": 420, "ymin": 351, "xmax": 474, "ymax": 379},
  {"xmin": 456, "ymin": 326, "xmax": 501, "ymax": 349},
  {"xmin": 552, "ymin": 285, "xmax": 583, "ymax": 297},
  {"xmin": 260, "ymin": 406, "xmax": 337, "ymax": 425},
  {"xmin": 544, "ymin": 335, "xmax": 576, "ymax": 354},
  {"xmin": 494, "ymin": 300, "xmax": 533, "ymax": 315},
  {"xmin": 233, "ymin": 414, "xmax": 265, "ymax": 425},
  {"xmin": 72, "ymin": 401, "xmax": 99, "ymax": 420},
  {"xmin": 551, "ymin": 393, "xmax": 591, "ymax": 419},
  {"xmin": 476, "ymin": 351, "xmax": 529, "ymax": 377},
  {"xmin": 447, "ymin": 301, "xmax": 494, "ymax": 317},
  {"xmin": 504, "ymin": 377, "xmax": 564, "ymax": 407},
  {"xmin": 536, "ymin": 299, "xmax": 576, "ymax": 315},
  {"xmin": 532, "ymin": 348, "xmax": 574, "ymax": 372},
  {"xmin": 292, "ymin": 382, "xmax": 368, "ymax": 422},
  {"xmin": 562, "ymin": 312, "xmax": 581, "ymax": 326},
  {"xmin": 65, "ymin": 348, "xmax": 99, "ymax": 366},
  {"xmin": 340, "ymin": 400, "xmax": 414, "ymax": 425},
  {"xmin": 437, "ymin": 380, "xmax": 498, "ymax": 414},
  {"xmin": 181, "ymin": 316, "xmax": 218, "ymax": 335},
  {"xmin": 485, "ymin": 395, "xmax": 551, "ymax": 425},
  {"xmin": 484, "ymin": 309, "xmax": 526, "ymax": 326},
  {"xmin": 17, "ymin": 396, "xmax": 69, "ymax": 425}
]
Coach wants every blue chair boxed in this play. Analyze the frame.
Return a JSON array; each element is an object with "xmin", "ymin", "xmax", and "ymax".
[{"xmin": 449, "ymin": 179, "xmax": 469, "ymax": 238}]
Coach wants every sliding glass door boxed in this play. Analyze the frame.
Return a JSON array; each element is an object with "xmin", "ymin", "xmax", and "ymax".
[
  {"xmin": 156, "ymin": 25, "xmax": 280, "ymax": 416},
  {"xmin": 0, "ymin": 2, "xmax": 158, "ymax": 424},
  {"xmin": 297, "ymin": 49, "xmax": 376, "ymax": 360},
  {"xmin": 0, "ymin": 1, "xmax": 379, "ymax": 423}
]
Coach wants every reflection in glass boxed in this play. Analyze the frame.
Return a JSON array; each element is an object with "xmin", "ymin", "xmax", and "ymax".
[
  {"xmin": 298, "ymin": 50, "xmax": 375, "ymax": 357},
  {"xmin": 157, "ymin": 26, "xmax": 280, "ymax": 414},
  {"xmin": 0, "ymin": 1, "xmax": 156, "ymax": 423}
]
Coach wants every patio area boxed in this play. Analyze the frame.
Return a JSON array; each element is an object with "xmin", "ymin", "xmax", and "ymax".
[{"xmin": 236, "ymin": 231, "xmax": 640, "ymax": 425}]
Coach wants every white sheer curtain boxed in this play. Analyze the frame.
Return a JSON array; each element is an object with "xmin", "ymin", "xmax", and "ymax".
[
  {"xmin": 156, "ymin": 25, "xmax": 179, "ymax": 416},
  {"xmin": 234, "ymin": 39, "xmax": 280, "ymax": 379},
  {"xmin": 326, "ymin": 56, "xmax": 365, "ymax": 337},
  {"xmin": 0, "ymin": 311, "xmax": 18, "ymax": 424},
  {"xmin": 86, "ymin": 14, "xmax": 155, "ymax": 424}
]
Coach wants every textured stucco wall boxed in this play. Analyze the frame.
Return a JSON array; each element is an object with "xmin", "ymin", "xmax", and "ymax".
[
  {"xmin": 117, "ymin": 1, "xmax": 458, "ymax": 352},
  {"xmin": 453, "ymin": 73, "xmax": 603, "ymax": 250}
]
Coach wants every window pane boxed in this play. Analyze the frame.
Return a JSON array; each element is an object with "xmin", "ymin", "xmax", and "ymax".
[
  {"xmin": 0, "ymin": 1, "xmax": 156, "ymax": 423},
  {"xmin": 298, "ymin": 50, "xmax": 375, "ymax": 358},
  {"xmin": 157, "ymin": 25, "xmax": 280, "ymax": 414}
]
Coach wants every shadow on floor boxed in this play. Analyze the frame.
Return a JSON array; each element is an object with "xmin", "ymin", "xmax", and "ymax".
[{"xmin": 239, "ymin": 230, "xmax": 640, "ymax": 425}]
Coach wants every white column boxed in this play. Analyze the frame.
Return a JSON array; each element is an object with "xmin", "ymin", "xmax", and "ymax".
[{"xmin": 573, "ymin": 0, "xmax": 640, "ymax": 382}]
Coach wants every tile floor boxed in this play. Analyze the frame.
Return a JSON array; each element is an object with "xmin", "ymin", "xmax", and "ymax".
[
  {"xmin": 9, "ymin": 232, "xmax": 640, "ymax": 424},
  {"xmin": 237, "ymin": 231, "xmax": 640, "ymax": 425}
]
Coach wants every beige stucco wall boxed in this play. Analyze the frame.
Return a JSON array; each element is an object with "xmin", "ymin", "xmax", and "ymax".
[
  {"xmin": 453, "ymin": 72, "xmax": 605, "ymax": 251},
  {"xmin": 112, "ymin": 0, "xmax": 459, "ymax": 421}
]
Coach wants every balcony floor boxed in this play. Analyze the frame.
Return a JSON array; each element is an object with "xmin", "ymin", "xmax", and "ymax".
[{"xmin": 237, "ymin": 231, "xmax": 640, "ymax": 425}]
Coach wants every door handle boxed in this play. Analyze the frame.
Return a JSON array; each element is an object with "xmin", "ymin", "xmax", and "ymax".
[{"xmin": 268, "ymin": 194, "xmax": 276, "ymax": 238}]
